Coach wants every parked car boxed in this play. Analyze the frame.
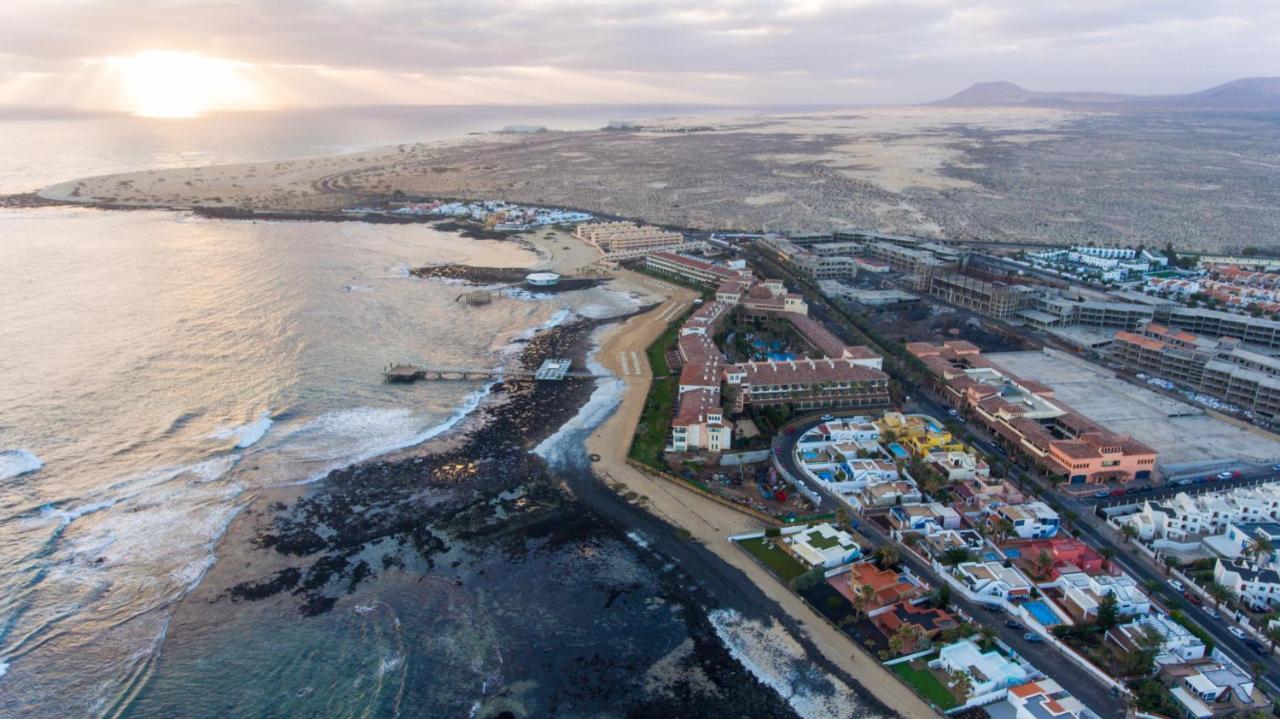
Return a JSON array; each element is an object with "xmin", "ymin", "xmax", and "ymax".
[
  {"xmin": 1218, "ymin": 471, "xmax": 1234, "ymax": 480},
  {"xmin": 1024, "ymin": 633, "xmax": 1044, "ymax": 643},
  {"xmin": 1229, "ymin": 626, "xmax": 1248, "ymax": 640},
  {"xmin": 1185, "ymin": 592, "xmax": 1202, "ymax": 605},
  {"xmin": 1005, "ymin": 620, "xmax": 1024, "ymax": 630},
  {"xmin": 1246, "ymin": 639, "xmax": 1268, "ymax": 655},
  {"xmin": 1169, "ymin": 579, "xmax": 1186, "ymax": 593},
  {"xmin": 1174, "ymin": 478, "xmax": 1194, "ymax": 486},
  {"xmin": 983, "ymin": 604, "xmax": 1002, "ymax": 613},
  {"xmin": 1272, "ymin": 463, "xmax": 1280, "ymax": 472},
  {"xmin": 1203, "ymin": 606, "xmax": 1219, "ymax": 618},
  {"xmin": 947, "ymin": 409, "xmax": 959, "ymax": 417},
  {"xmin": 1094, "ymin": 490, "xmax": 1111, "ymax": 499},
  {"xmin": 1109, "ymin": 489, "xmax": 1126, "ymax": 497},
  {"xmin": 819, "ymin": 414, "xmax": 834, "ymax": 422}
]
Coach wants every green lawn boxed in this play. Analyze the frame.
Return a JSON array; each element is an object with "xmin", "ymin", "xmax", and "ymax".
[
  {"xmin": 891, "ymin": 658, "xmax": 960, "ymax": 710},
  {"xmin": 736, "ymin": 537, "xmax": 808, "ymax": 581},
  {"xmin": 629, "ymin": 314, "xmax": 685, "ymax": 470}
]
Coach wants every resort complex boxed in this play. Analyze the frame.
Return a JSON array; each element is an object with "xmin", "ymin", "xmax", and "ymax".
[{"xmin": 909, "ymin": 341, "xmax": 1158, "ymax": 484}]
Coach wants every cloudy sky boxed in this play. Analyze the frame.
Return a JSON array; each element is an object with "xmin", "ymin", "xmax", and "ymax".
[{"xmin": 0, "ymin": 0, "xmax": 1276, "ymax": 113}]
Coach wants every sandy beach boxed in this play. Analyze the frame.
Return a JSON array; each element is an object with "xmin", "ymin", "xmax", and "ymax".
[{"xmin": 586, "ymin": 270, "xmax": 938, "ymax": 719}]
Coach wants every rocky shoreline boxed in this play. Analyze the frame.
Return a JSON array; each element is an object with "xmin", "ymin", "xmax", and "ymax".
[
  {"xmin": 184, "ymin": 310, "xmax": 890, "ymax": 718},
  {"xmin": 410, "ymin": 263, "xmax": 606, "ymax": 293}
]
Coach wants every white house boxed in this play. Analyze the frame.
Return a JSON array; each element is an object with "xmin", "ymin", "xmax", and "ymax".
[
  {"xmin": 783, "ymin": 523, "xmax": 862, "ymax": 569},
  {"xmin": 1214, "ymin": 559, "xmax": 1280, "ymax": 611},
  {"xmin": 890, "ymin": 502, "xmax": 961, "ymax": 532},
  {"xmin": 1055, "ymin": 571, "xmax": 1150, "ymax": 620},
  {"xmin": 1107, "ymin": 614, "xmax": 1206, "ymax": 666},
  {"xmin": 992, "ymin": 501, "xmax": 1060, "ymax": 539},
  {"xmin": 930, "ymin": 638, "xmax": 1031, "ymax": 698},
  {"xmin": 924, "ymin": 450, "xmax": 990, "ymax": 482},
  {"xmin": 797, "ymin": 416, "xmax": 881, "ymax": 445},
  {"xmin": 955, "ymin": 561, "xmax": 1033, "ymax": 600}
]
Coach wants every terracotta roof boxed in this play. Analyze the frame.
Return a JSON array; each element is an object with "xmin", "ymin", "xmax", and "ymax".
[
  {"xmin": 679, "ymin": 362, "xmax": 722, "ymax": 388},
  {"xmin": 1052, "ymin": 440, "xmax": 1102, "ymax": 460},
  {"xmin": 785, "ymin": 313, "xmax": 847, "ymax": 357},
  {"xmin": 673, "ymin": 388, "xmax": 722, "ymax": 425},
  {"xmin": 733, "ymin": 358, "xmax": 888, "ymax": 386}
]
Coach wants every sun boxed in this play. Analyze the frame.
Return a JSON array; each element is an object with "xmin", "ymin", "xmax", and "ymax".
[{"xmin": 114, "ymin": 51, "xmax": 254, "ymax": 118}]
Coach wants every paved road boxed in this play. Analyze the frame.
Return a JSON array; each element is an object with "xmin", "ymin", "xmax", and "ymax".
[{"xmin": 774, "ymin": 418, "xmax": 1125, "ymax": 717}]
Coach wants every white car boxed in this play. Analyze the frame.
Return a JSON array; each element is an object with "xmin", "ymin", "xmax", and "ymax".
[
  {"xmin": 1203, "ymin": 607, "xmax": 1220, "ymax": 619},
  {"xmin": 1218, "ymin": 471, "xmax": 1234, "ymax": 480},
  {"xmin": 1229, "ymin": 626, "xmax": 1248, "ymax": 640},
  {"xmin": 1169, "ymin": 579, "xmax": 1186, "ymax": 593}
]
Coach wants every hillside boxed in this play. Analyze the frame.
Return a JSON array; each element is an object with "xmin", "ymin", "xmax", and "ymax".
[{"xmin": 934, "ymin": 77, "xmax": 1280, "ymax": 110}]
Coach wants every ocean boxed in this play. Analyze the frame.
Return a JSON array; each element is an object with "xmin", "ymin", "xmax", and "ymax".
[{"xmin": 0, "ymin": 107, "xmax": 876, "ymax": 718}]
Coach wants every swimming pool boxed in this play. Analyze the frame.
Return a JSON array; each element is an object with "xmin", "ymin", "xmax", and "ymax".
[
  {"xmin": 888, "ymin": 443, "xmax": 908, "ymax": 458},
  {"xmin": 1003, "ymin": 548, "xmax": 1021, "ymax": 558},
  {"xmin": 1023, "ymin": 600, "xmax": 1061, "ymax": 626},
  {"xmin": 925, "ymin": 420, "xmax": 943, "ymax": 433}
]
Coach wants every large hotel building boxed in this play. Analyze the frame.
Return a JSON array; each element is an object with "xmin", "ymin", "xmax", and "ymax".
[{"xmin": 574, "ymin": 221, "xmax": 685, "ymax": 259}]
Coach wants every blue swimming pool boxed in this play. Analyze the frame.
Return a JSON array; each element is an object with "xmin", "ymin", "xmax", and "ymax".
[
  {"xmin": 1024, "ymin": 600, "xmax": 1061, "ymax": 626},
  {"xmin": 925, "ymin": 420, "xmax": 943, "ymax": 432},
  {"xmin": 888, "ymin": 443, "xmax": 908, "ymax": 458},
  {"xmin": 1003, "ymin": 548, "xmax": 1022, "ymax": 558}
]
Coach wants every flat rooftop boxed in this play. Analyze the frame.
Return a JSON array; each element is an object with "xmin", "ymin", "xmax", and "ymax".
[{"xmin": 988, "ymin": 349, "xmax": 1280, "ymax": 469}]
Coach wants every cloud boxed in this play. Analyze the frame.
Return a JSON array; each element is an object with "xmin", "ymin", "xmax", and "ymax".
[{"xmin": 0, "ymin": 0, "xmax": 1276, "ymax": 109}]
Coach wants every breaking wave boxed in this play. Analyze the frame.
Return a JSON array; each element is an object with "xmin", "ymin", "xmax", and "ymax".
[
  {"xmin": 0, "ymin": 449, "xmax": 44, "ymax": 481},
  {"xmin": 209, "ymin": 411, "xmax": 274, "ymax": 449}
]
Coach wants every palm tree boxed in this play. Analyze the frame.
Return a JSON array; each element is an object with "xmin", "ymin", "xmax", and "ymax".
[
  {"xmin": 949, "ymin": 669, "xmax": 973, "ymax": 699},
  {"xmin": 1121, "ymin": 524, "xmax": 1139, "ymax": 544},
  {"xmin": 1034, "ymin": 550, "xmax": 1055, "ymax": 579},
  {"xmin": 874, "ymin": 544, "xmax": 901, "ymax": 569},
  {"xmin": 1250, "ymin": 536, "xmax": 1275, "ymax": 567},
  {"xmin": 1208, "ymin": 582, "xmax": 1233, "ymax": 609},
  {"xmin": 977, "ymin": 624, "xmax": 997, "ymax": 651},
  {"xmin": 1265, "ymin": 625, "xmax": 1280, "ymax": 650},
  {"xmin": 852, "ymin": 583, "xmax": 876, "ymax": 620},
  {"xmin": 1099, "ymin": 547, "xmax": 1116, "ymax": 572}
]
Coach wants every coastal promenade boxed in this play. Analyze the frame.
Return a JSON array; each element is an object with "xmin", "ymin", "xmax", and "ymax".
[{"xmin": 586, "ymin": 269, "xmax": 938, "ymax": 719}]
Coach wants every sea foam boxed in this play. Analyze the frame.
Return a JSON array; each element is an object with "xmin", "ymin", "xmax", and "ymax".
[
  {"xmin": 209, "ymin": 410, "xmax": 273, "ymax": 449},
  {"xmin": 0, "ymin": 449, "xmax": 44, "ymax": 481},
  {"xmin": 533, "ymin": 326, "xmax": 625, "ymax": 468},
  {"xmin": 707, "ymin": 609, "xmax": 870, "ymax": 719}
]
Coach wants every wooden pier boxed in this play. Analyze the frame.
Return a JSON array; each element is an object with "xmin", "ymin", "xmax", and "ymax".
[{"xmin": 384, "ymin": 358, "xmax": 603, "ymax": 384}]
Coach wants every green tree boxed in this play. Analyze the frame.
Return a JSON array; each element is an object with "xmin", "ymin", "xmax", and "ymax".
[
  {"xmin": 874, "ymin": 544, "xmax": 901, "ymax": 569},
  {"xmin": 1097, "ymin": 592, "xmax": 1120, "ymax": 631},
  {"xmin": 1035, "ymin": 550, "xmax": 1055, "ymax": 578},
  {"xmin": 851, "ymin": 582, "xmax": 876, "ymax": 620},
  {"xmin": 1120, "ymin": 625, "xmax": 1165, "ymax": 676},
  {"xmin": 1208, "ymin": 582, "xmax": 1232, "ymax": 609},
  {"xmin": 942, "ymin": 546, "xmax": 972, "ymax": 567}
]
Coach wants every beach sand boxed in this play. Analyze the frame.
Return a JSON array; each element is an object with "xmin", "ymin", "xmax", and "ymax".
[{"xmin": 586, "ymin": 270, "xmax": 938, "ymax": 719}]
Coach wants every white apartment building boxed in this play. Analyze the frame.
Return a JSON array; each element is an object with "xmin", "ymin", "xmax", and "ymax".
[
  {"xmin": 1214, "ymin": 559, "xmax": 1280, "ymax": 611},
  {"xmin": 1125, "ymin": 485, "xmax": 1280, "ymax": 542}
]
